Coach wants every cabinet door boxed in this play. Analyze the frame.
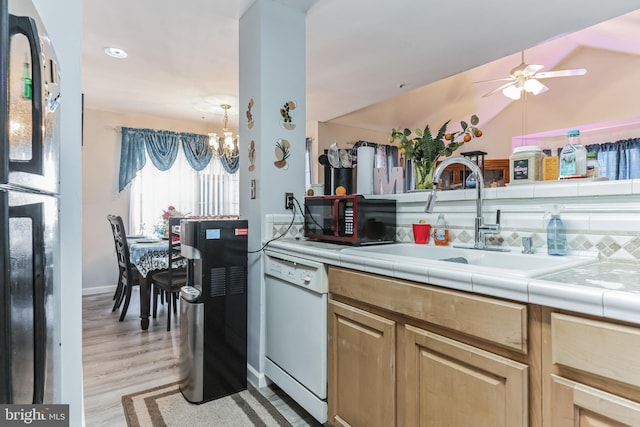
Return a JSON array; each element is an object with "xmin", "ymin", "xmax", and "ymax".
[
  {"xmin": 551, "ymin": 375, "xmax": 640, "ymax": 427},
  {"xmin": 435, "ymin": 158, "xmax": 510, "ymax": 189},
  {"xmin": 404, "ymin": 324, "xmax": 528, "ymax": 427},
  {"xmin": 485, "ymin": 159, "xmax": 510, "ymax": 186},
  {"xmin": 328, "ymin": 299, "xmax": 396, "ymax": 427}
]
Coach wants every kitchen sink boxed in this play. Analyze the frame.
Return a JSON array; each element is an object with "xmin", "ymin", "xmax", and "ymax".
[{"xmin": 340, "ymin": 244, "xmax": 595, "ymax": 278}]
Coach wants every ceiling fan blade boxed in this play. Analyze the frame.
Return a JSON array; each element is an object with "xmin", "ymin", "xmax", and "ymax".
[
  {"xmin": 482, "ymin": 81, "xmax": 517, "ymax": 98},
  {"xmin": 535, "ymin": 68, "xmax": 587, "ymax": 79},
  {"xmin": 473, "ymin": 76, "xmax": 514, "ymax": 84},
  {"xmin": 521, "ymin": 64, "xmax": 544, "ymax": 76}
]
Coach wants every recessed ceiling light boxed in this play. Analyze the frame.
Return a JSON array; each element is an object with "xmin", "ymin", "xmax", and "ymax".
[{"xmin": 104, "ymin": 47, "xmax": 128, "ymax": 59}]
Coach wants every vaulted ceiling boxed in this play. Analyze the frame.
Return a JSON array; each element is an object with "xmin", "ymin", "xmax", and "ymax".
[{"xmin": 81, "ymin": 1, "xmax": 640, "ymax": 133}]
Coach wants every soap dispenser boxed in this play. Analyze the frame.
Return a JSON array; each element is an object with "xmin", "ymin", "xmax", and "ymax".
[{"xmin": 546, "ymin": 205, "xmax": 566, "ymax": 256}]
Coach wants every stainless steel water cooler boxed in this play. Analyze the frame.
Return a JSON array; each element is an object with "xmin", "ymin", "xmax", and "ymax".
[{"xmin": 178, "ymin": 218, "xmax": 248, "ymax": 404}]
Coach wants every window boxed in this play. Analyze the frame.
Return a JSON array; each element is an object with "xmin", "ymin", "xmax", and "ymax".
[{"xmin": 129, "ymin": 149, "xmax": 239, "ymax": 235}]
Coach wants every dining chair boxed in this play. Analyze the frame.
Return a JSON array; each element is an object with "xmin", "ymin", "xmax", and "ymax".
[
  {"xmin": 151, "ymin": 216, "xmax": 188, "ymax": 331},
  {"xmin": 108, "ymin": 215, "xmax": 127, "ymax": 310},
  {"xmin": 106, "ymin": 214, "xmax": 140, "ymax": 321}
]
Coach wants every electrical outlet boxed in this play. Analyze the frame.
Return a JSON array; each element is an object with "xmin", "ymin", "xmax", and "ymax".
[
  {"xmin": 250, "ymin": 179, "xmax": 256, "ymax": 199},
  {"xmin": 285, "ymin": 192, "xmax": 294, "ymax": 210}
]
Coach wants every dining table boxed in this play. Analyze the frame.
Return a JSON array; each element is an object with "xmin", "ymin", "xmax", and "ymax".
[{"xmin": 127, "ymin": 236, "xmax": 188, "ymax": 330}]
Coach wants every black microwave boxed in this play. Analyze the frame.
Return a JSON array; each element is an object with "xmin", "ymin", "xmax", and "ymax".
[{"xmin": 304, "ymin": 195, "xmax": 396, "ymax": 245}]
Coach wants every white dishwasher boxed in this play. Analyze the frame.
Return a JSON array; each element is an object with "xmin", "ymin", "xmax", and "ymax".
[{"xmin": 264, "ymin": 249, "xmax": 328, "ymax": 424}]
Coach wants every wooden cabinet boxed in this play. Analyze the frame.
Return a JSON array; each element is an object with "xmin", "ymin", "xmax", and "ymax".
[
  {"xmin": 550, "ymin": 375, "xmax": 640, "ymax": 426},
  {"xmin": 437, "ymin": 158, "xmax": 510, "ymax": 189},
  {"xmin": 328, "ymin": 299, "xmax": 396, "ymax": 427},
  {"xmin": 328, "ymin": 267, "xmax": 529, "ymax": 427},
  {"xmin": 404, "ymin": 325, "xmax": 528, "ymax": 427},
  {"xmin": 543, "ymin": 311, "xmax": 640, "ymax": 427},
  {"xmin": 327, "ymin": 267, "xmax": 640, "ymax": 427}
]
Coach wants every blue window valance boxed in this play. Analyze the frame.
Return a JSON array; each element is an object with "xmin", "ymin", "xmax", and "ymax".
[
  {"xmin": 144, "ymin": 129, "xmax": 180, "ymax": 171},
  {"xmin": 118, "ymin": 127, "xmax": 238, "ymax": 192},
  {"xmin": 219, "ymin": 152, "xmax": 240, "ymax": 175},
  {"xmin": 585, "ymin": 137, "xmax": 640, "ymax": 180},
  {"xmin": 181, "ymin": 132, "xmax": 213, "ymax": 171},
  {"xmin": 119, "ymin": 127, "xmax": 148, "ymax": 192}
]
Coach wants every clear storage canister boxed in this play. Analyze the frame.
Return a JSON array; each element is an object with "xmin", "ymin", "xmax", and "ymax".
[
  {"xmin": 559, "ymin": 130, "xmax": 587, "ymax": 179},
  {"xmin": 586, "ymin": 151, "xmax": 600, "ymax": 178},
  {"xmin": 510, "ymin": 145, "xmax": 544, "ymax": 183}
]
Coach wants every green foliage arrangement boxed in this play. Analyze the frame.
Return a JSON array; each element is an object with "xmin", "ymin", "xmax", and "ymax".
[{"xmin": 389, "ymin": 114, "xmax": 482, "ymax": 163}]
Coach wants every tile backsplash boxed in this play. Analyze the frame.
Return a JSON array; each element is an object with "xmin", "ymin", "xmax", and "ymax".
[{"xmin": 266, "ymin": 179, "xmax": 640, "ymax": 263}]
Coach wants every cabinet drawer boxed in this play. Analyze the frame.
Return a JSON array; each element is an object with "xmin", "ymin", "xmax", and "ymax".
[
  {"xmin": 329, "ymin": 267, "xmax": 527, "ymax": 353},
  {"xmin": 551, "ymin": 313, "xmax": 640, "ymax": 388}
]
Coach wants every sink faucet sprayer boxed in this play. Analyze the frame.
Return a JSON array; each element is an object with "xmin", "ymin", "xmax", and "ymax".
[{"xmin": 425, "ymin": 156, "xmax": 508, "ymax": 251}]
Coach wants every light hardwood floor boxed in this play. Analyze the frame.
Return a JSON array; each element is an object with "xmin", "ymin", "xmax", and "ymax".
[{"xmin": 82, "ymin": 289, "xmax": 324, "ymax": 427}]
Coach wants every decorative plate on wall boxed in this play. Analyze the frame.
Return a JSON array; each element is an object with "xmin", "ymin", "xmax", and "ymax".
[
  {"xmin": 248, "ymin": 140, "xmax": 256, "ymax": 171},
  {"xmin": 280, "ymin": 100, "xmax": 296, "ymax": 130},
  {"xmin": 246, "ymin": 97, "xmax": 254, "ymax": 129},
  {"xmin": 274, "ymin": 138, "xmax": 290, "ymax": 169}
]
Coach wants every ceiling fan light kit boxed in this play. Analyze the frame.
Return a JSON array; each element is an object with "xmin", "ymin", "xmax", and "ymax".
[
  {"xmin": 523, "ymin": 78, "xmax": 546, "ymax": 95},
  {"xmin": 478, "ymin": 51, "xmax": 587, "ymax": 100},
  {"xmin": 502, "ymin": 77, "xmax": 549, "ymax": 100},
  {"xmin": 502, "ymin": 84, "xmax": 523, "ymax": 100}
]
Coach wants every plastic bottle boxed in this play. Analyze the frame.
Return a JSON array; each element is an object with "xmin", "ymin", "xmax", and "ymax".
[
  {"xmin": 22, "ymin": 58, "xmax": 32, "ymax": 100},
  {"xmin": 559, "ymin": 130, "xmax": 587, "ymax": 179},
  {"xmin": 546, "ymin": 205, "xmax": 566, "ymax": 256},
  {"xmin": 434, "ymin": 213, "xmax": 449, "ymax": 246},
  {"xmin": 586, "ymin": 151, "xmax": 600, "ymax": 178}
]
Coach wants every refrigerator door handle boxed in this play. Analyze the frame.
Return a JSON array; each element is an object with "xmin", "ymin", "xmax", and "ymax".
[
  {"xmin": 0, "ymin": 191, "xmax": 9, "ymax": 403},
  {"xmin": 8, "ymin": 15, "xmax": 44, "ymax": 176},
  {"xmin": 10, "ymin": 202, "xmax": 46, "ymax": 404}
]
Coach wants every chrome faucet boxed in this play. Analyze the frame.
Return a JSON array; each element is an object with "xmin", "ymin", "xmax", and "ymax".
[{"xmin": 425, "ymin": 156, "xmax": 507, "ymax": 251}]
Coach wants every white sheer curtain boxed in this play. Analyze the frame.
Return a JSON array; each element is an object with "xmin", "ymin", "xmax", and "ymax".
[{"xmin": 129, "ymin": 148, "xmax": 239, "ymax": 235}]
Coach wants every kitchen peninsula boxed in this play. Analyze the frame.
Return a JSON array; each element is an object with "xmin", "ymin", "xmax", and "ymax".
[{"xmin": 263, "ymin": 177, "xmax": 640, "ymax": 426}]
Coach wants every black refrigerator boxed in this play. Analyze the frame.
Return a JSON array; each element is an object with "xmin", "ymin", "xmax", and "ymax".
[{"xmin": 0, "ymin": 0, "xmax": 61, "ymax": 404}]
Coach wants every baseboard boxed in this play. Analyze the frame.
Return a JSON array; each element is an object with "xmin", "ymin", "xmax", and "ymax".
[
  {"xmin": 247, "ymin": 363, "xmax": 269, "ymax": 389},
  {"xmin": 82, "ymin": 285, "xmax": 116, "ymax": 296}
]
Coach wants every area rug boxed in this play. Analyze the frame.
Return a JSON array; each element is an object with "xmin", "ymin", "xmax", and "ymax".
[{"xmin": 122, "ymin": 381, "xmax": 292, "ymax": 427}]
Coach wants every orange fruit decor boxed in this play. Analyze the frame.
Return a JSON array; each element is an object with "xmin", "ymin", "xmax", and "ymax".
[{"xmin": 335, "ymin": 186, "xmax": 347, "ymax": 196}]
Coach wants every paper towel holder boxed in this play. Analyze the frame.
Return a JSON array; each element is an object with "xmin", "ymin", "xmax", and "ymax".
[{"xmin": 356, "ymin": 143, "xmax": 375, "ymax": 195}]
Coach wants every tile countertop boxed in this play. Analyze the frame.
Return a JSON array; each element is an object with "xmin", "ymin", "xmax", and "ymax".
[{"xmin": 263, "ymin": 238, "xmax": 640, "ymax": 326}]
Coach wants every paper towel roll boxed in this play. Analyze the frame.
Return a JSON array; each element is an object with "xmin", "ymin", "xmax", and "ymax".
[{"xmin": 356, "ymin": 146, "xmax": 375, "ymax": 194}]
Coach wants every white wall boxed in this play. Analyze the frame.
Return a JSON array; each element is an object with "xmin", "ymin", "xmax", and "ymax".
[
  {"xmin": 81, "ymin": 108, "xmax": 215, "ymax": 292},
  {"xmin": 239, "ymin": 0, "xmax": 307, "ymax": 387}
]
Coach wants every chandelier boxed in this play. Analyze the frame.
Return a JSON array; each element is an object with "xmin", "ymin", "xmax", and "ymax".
[{"xmin": 208, "ymin": 104, "xmax": 238, "ymax": 159}]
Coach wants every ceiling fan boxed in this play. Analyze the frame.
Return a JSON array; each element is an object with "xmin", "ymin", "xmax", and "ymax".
[{"xmin": 476, "ymin": 51, "xmax": 587, "ymax": 100}]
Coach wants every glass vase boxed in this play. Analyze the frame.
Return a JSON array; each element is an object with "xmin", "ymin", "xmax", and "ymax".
[{"xmin": 413, "ymin": 159, "xmax": 436, "ymax": 190}]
